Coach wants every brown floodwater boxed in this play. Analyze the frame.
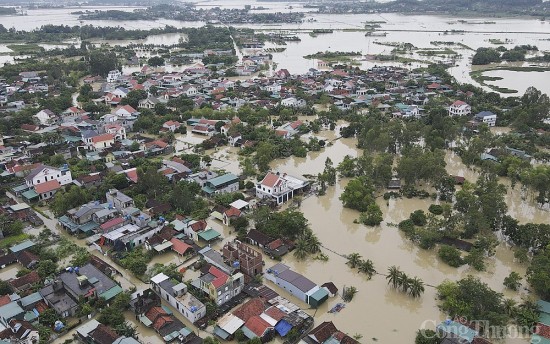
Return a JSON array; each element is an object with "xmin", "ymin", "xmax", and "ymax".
[{"xmin": 260, "ymin": 130, "xmax": 544, "ymax": 343}]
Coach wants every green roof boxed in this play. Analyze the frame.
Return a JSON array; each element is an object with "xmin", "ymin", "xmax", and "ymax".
[
  {"xmin": 139, "ymin": 315, "xmax": 153, "ymax": 327},
  {"xmin": 437, "ymin": 321, "xmax": 477, "ymax": 343},
  {"xmin": 538, "ymin": 300, "xmax": 550, "ymax": 315},
  {"xmin": 308, "ymin": 288, "xmax": 328, "ymax": 307},
  {"xmin": 540, "ymin": 313, "xmax": 550, "ymax": 326},
  {"xmin": 139, "ymin": 315, "xmax": 152, "ymax": 327},
  {"xmin": 206, "ymin": 173, "xmax": 239, "ymax": 187},
  {"xmin": 198, "ymin": 228, "xmax": 221, "ymax": 242},
  {"xmin": 9, "ymin": 240, "xmax": 35, "ymax": 253},
  {"xmin": 21, "ymin": 189, "xmax": 38, "ymax": 200},
  {"xmin": 100, "ymin": 285, "xmax": 123, "ymax": 301},
  {"xmin": 202, "ymin": 185, "xmax": 215, "ymax": 195},
  {"xmin": 12, "ymin": 184, "xmax": 29, "ymax": 192}
]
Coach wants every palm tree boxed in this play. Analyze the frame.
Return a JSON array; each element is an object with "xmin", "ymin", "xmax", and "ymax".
[
  {"xmin": 408, "ymin": 277, "xmax": 425, "ymax": 298},
  {"xmin": 304, "ymin": 232, "xmax": 321, "ymax": 254},
  {"xmin": 397, "ymin": 271, "xmax": 410, "ymax": 292},
  {"xmin": 503, "ymin": 298, "xmax": 517, "ymax": 317},
  {"xmin": 293, "ymin": 237, "xmax": 309, "ymax": 260},
  {"xmin": 386, "ymin": 266, "xmax": 400, "ymax": 289},
  {"xmin": 358, "ymin": 259, "xmax": 376, "ymax": 279},
  {"xmin": 346, "ymin": 253, "xmax": 362, "ymax": 269}
]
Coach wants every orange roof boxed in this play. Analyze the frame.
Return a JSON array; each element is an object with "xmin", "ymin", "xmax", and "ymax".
[
  {"xmin": 170, "ymin": 237, "xmax": 192, "ymax": 255},
  {"xmin": 244, "ymin": 315, "xmax": 271, "ymax": 337},
  {"xmin": 264, "ymin": 306, "xmax": 286, "ymax": 322},
  {"xmin": 233, "ymin": 298, "xmax": 266, "ymax": 322},
  {"xmin": 260, "ymin": 173, "xmax": 280, "ymax": 188},
  {"xmin": 275, "ymin": 130, "xmax": 288, "ymax": 137},
  {"xmin": 91, "ymin": 133, "xmax": 114, "ymax": 143},
  {"xmin": 34, "ymin": 180, "xmax": 61, "ymax": 194}
]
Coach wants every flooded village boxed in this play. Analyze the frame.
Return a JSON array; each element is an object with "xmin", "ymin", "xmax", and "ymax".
[{"xmin": 0, "ymin": 1, "xmax": 550, "ymax": 344}]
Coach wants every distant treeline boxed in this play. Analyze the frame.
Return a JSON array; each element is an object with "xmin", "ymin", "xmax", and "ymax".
[{"xmin": 472, "ymin": 45, "xmax": 539, "ymax": 65}]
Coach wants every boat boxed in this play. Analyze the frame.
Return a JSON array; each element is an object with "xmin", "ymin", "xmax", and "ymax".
[{"xmin": 328, "ymin": 303, "xmax": 346, "ymax": 313}]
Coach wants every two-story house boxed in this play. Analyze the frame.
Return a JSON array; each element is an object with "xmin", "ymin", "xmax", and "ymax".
[
  {"xmin": 150, "ymin": 273, "xmax": 206, "ymax": 323},
  {"xmin": 192, "ymin": 266, "xmax": 244, "ymax": 306},
  {"xmin": 448, "ymin": 100, "xmax": 471, "ymax": 117},
  {"xmin": 25, "ymin": 164, "xmax": 72, "ymax": 188},
  {"xmin": 105, "ymin": 189, "xmax": 134, "ymax": 212},
  {"xmin": 256, "ymin": 172, "xmax": 308, "ymax": 205},
  {"xmin": 474, "ymin": 111, "xmax": 497, "ymax": 127}
]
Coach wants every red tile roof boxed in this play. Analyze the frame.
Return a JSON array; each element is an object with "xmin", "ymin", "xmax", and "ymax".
[
  {"xmin": 267, "ymin": 239, "xmax": 284, "ymax": 250},
  {"xmin": 34, "ymin": 180, "xmax": 61, "ymax": 194},
  {"xmin": 170, "ymin": 238, "xmax": 192, "ymax": 255},
  {"xmin": 233, "ymin": 298, "xmax": 265, "ymax": 322},
  {"xmin": 224, "ymin": 207, "xmax": 241, "ymax": 218},
  {"xmin": 9, "ymin": 271, "xmax": 40, "ymax": 289},
  {"xmin": 264, "ymin": 306, "xmax": 286, "ymax": 322},
  {"xmin": 244, "ymin": 315, "xmax": 271, "ymax": 337},
  {"xmin": 91, "ymin": 133, "xmax": 114, "ymax": 143},
  {"xmin": 208, "ymin": 266, "xmax": 229, "ymax": 289},
  {"xmin": 190, "ymin": 220, "xmax": 207, "ymax": 232},
  {"xmin": 309, "ymin": 321, "xmax": 338, "ymax": 343},
  {"xmin": 452, "ymin": 100, "xmax": 467, "ymax": 106},
  {"xmin": 100, "ymin": 217, "xmax": 124, "ymax": 231},
  {"xmin": 536, "ymin": 323, "xmax": 550, "ymax": 340},
  {"xmin": 153, "ymin": 315, "xmax": 173, "ymax": 331}
]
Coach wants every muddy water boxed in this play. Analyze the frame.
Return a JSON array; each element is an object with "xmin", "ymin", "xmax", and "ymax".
[
  {"xmin": 263, "ymin": 134, "xmax": 540, "ymax": 342},
  {"xmin": 0, "ymin": 264, "xmax": 20, "ymax": 281}
]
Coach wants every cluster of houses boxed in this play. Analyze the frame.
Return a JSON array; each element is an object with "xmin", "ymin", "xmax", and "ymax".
[{"xmin": 0, "ymin": 237, "xmax": 133, "ymax": 344}]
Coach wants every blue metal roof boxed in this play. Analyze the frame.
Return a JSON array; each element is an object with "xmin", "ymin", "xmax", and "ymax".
[{"xmin": 275, "ymin": 319, "xmax": 292, "ymax": 337}]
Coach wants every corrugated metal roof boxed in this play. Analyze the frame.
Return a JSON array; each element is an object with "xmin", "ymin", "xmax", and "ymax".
[{"xmin": 217, "ymin": 313, "xmax": 244, "ymax": 334}]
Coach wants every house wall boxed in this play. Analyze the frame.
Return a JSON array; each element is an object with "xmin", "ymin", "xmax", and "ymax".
[
  {"xmin": 27, "ymin": 168, "xmax": 72, "ymax": 187},
  {"xmin": 264, "ymin": 274, "xmax": 307, "ymax": 302}
]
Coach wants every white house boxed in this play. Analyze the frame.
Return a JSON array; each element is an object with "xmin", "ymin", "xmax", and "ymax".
[
  {"xmin": 106, "ymin": 70, "xmax": 122, "ymax": 83},
  {"xmin": 33, "ymin": 109, "xmax": 57, "ymax": 126},
  {"xmin": 162, "ymin": 120, "xmax": 181, "ymax": 132},
  {"xmin": 448, "ymin": 100, "xmax": 471, "ymax": 117},
  {"xmin": 104, "ymin": 124, "xmax": 126, "ymax": 140},
  {"xmin": 256, "ymin": 172, "xmax": 308, "ymax": 205},
  {"xmin": 474, "ymin": 111, "xmax": 497, "ymax": 127},
  {"xmin": 89, "ymin": 133, "xmax": 115, "ymax": 151},
  {"xmin": 150, "ymin": 273, "xmax": 206, "ymax": 324},
  {"xmin": 181, "ymin": 85, "xmax": 198, "ymax": 97},
  {"xmin": 138, "ymin": 96, "xmax": 160, "ymax": 109},
  {"xmin": 25, "ymin": 164, "xmax": 72, "ymax": 188},
  {"xmin": 281, "ymin": 97, "xmax": 307, "ymax": 108}
]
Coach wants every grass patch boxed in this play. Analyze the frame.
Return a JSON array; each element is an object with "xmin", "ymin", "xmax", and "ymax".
[
  {"xmin": 0, "ymin": 233, "xmax": 30, "ymax": 249},
  {"xmin": 6, "ymin": 44, "xmax": 45, "ymax": 55},
  {"xmin": 417, "ymin": 48, "xmax": 458, "ymax": 56}
]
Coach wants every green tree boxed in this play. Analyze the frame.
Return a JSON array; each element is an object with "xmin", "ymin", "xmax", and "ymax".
[
  {"xmin": 527, "ymin": 247, "xmax": 550, "ymax": 299},
  {"xmin": 0, "ymin": 280, "xmax": 12, "ymax": 295},
  {"xmin": 408, "ymin": 277, "xmax": 425, "ymax": 298},
  {"xmin": 410, "ymin": 210, "xmax": 427, "ymax": 226},
  {"xmin": 358, "ymin": 259, "xmax": 376, "ymax": 279},
  {"xmin": 89, "ymin": 51, "xmax": 118, "ymax": 77},
  {"xmin": 37, "ymin": 259, "xmax": 57, "ymax": 279},
  {"xmin": 339, "ymin": 176, "xmax": 376, "ymax": 212},
  {"xmin": 39, "ymin": 308, "xmax": 58, "ymax": 327},
  {"xmin": 438, "ymin": 245, "xmax": 464, "ymax": 268},
  {"xmin": 346, "ymin": 253, "xmax": 362, "ymax": 269},
  {"xmin": 503, "ymin": 271, "xmax": 522, "ymax": 291},
  {"xmin": 121, "ymin": 89, "xmax": 147, "ymax": 109},
  {"xmin": 386, "ymin": 266, "xmax": 400, "ymax": 289},
  {"xmin": 147, "ymin": 56, "xmax": 165, "ymax": 67},
  {"xmin": 360, "ymin": 203, "xmax": 383, "ymax": 226},
  {"xmin": 414, "ymin": 329, "xmax": 441, "ymax": 344}
]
